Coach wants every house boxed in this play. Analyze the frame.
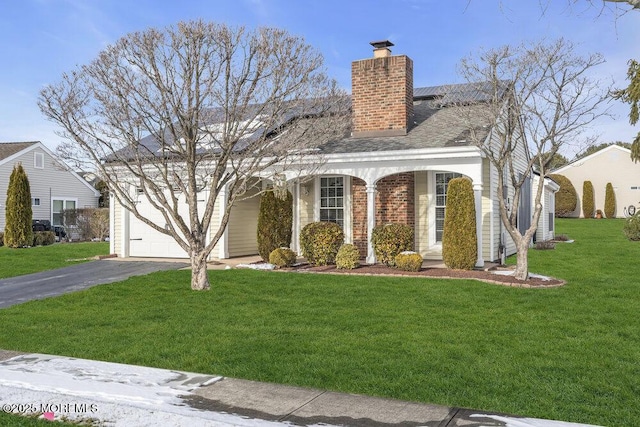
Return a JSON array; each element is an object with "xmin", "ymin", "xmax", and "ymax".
[
  {"xmin": 553, "ymin": 145, "xmax": 640, "ymax": 218},
  {"xmin": 532, "ymin": 173, "xmax": 560, "ymax": 243},
  {"xmin": 0, "ymin": 141, "xmax": 100, "ymax": 231},
  {"xmin": 110, "ymin": 41, "xmax": 556, "ymax": 264}
]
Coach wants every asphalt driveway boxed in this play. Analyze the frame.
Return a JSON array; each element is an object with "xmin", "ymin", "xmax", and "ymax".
[{"xmin": 0, "ymin": 260, "xmax": 189, "ymax": 308}]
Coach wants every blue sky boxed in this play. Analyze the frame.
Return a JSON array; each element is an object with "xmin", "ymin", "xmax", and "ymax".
[{"xmin": 1, "ymin": 0, "xmax": 638, "ymax": 157}]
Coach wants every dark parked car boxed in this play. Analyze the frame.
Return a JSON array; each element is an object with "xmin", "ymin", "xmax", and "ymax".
[{"xmin": 32, "ymin": 220, "xmax": 66, "ymax": 240}]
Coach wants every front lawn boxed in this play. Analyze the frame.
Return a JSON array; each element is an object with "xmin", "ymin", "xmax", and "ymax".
[
  {"xmin": 0, "ymin": 242, "xmax": 109, "ymax": 279},
  {"xmin": 0, "ymin": 219, "xmax": 638, "ymax": 426}
]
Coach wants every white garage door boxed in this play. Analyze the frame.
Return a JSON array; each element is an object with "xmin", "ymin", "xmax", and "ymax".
[{"xmin": 129, "ymin": 197, "xmax": 190, "ymax": 259}]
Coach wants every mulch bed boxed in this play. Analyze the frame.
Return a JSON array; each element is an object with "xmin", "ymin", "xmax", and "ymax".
[{"xmin": 280, "ymin": 263, "xmax": 565, "ymax": 288}]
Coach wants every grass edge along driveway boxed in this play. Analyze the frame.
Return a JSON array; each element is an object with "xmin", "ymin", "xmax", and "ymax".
[
  {"xmin": 0, "ymin": 219, "xmax": 638, "ymax": 426},
  {"xmin": 0, "ymin": 242, "xmax": 109, "ymax": 279}
]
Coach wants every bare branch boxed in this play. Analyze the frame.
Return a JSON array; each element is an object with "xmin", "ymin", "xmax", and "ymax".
[
  {"xmin": 39, "ymin": 20, "xmax": 350, "ymax": 290},
  {"xmin": 449, "ymin": 38, "xmax": 610, "ymax": 279}
]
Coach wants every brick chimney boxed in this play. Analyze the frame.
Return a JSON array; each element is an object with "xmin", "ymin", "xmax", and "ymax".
[{"xmin": 351, "ymin": 40, "xmax": 414, "ymax": 138}]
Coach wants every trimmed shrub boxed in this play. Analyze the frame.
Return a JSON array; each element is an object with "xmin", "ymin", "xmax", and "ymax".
[
  {"xmin": 299, "ymin": 222, "xmax": 344, "ymax": 266},
  {"xmin": 395, "ymin": 251, "xmax": 423, "ymax": 272},
  {"xmin": 582, "ymin": 181, "xmax": 594, "ymax": 218},
  {"xmin": 604, "ymin": 182, "xmax": 616, "ymax": 218},
  {"xmin": 442, "ymin": 177, "xmax": 477, "ymax": 270},
  {"xmin": 0, "ymin": 231, "xmax": 3, "ymax": 247},
  {"xmin": 268, "ymin": 247, "xmax": 297, "ymax": 268},
  {"xmin": 535, "ymin": 241, "xmax": 556, "ymax": 250},
  {"xmin": 336, "ymin": 244, "xmax": 360, "ymax": 270},
  {"xmin": 33, "ymin": 231, "xmax": 55, "ymax": 247},
  {"xmin": 257, "ymin": 190, "xmax": 293, "ymax": 261},
  {"xmin": 4, "ymin": 163, "xmax": 33, "ymax": 248},
  {"xmin": 623, "ymin": 213, "xmax": 640, "ymax": 241},
  {"xmin": 549, "ymin": 174, "xmax": 577, "ymax": 217},
  {"xmin": 371, "ymin": 223, "xmax": 414, "ymax": 266}
]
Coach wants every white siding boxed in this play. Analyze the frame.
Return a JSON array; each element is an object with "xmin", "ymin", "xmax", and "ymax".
[
  {"xmin": 112, "ymin": 197, "xmax": 122, "ymax": 255},
  {"xmin": 553, "ymin": 145, "xmax": 640, "ymax": 218},
  {"xmin": 227, "ymin": 184, "xmax": 261, "ymax": 257},
  {"xmin": 0, "ymin": 145, "xmax": 98, "ymax": 231}
]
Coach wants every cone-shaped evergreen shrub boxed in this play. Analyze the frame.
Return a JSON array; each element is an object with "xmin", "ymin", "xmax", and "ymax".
[
  {"xmin": 582, "ymin": 181, "xmax": 594, "ymax": 218},
  {"xmin": 257, "ymin": 190, "xmax": 293, "ymax": 261},
  {"xmin": 442, "ymin": 177, "xmax": 477, "ymax": 270},
  {"xmin": 604, "ymin": 182, "xmax": 616, "ymax": 218},
  {"xmin": 548, "ymin": 174, "xmax": 577, "ymax": 217},
  {"xmin": 4, "ymin": 163, "xmax": 33, "ymax": 248}
]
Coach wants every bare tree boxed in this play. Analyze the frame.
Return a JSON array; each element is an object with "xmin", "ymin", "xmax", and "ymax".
[
  {"xmin": 453, "ymin": 39, "xmax": 609, "ymax": 280},
  {"xmin": 39, "ymin": 21, "xmax": 350, "ymax": 290}
]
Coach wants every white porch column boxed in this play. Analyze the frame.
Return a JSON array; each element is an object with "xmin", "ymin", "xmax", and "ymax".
[
  {"xmin": 109, "ymin": 192, "xmax": 115, "ymax": 255},
  {"xmin": 473, "ymin": 183, "xmax": 484, "ymax": 268},
  {"xmin": 292, "ymin": 180, "xmax": 300, "ymax": 254},
  {"xmin": 366, "ymin": 183, "xmax": 377, "ymax": 264},
  {"xmin": 121, "ymin": 204, "xmax": 129, "ymax": 258},
  {"xmin": 217, "ymin": 183, "xmax": 229, "ymax": 259}
]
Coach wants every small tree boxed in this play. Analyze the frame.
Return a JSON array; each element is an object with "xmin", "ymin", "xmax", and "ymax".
[
  {"xmin": 39, "ymin": 21, "xmax": 350, "ymax": 290},
  {"xmin": 442, "ymin": 177, "xmax": 477, "ymax": 270},
  {"xmin": 615, "ymin": 60, "xmax": 640, "ymax": 162},
  {"xmin": 4, "ymin": 163, "xmax": 34, "ymax": 248},
  {"xmin": 604, "ymin": 182, "xmax": 616, "ymax": 218},
  {"xmin": 257, "ymin": 190, "xmax": 293, "ymax": 261},
  {"xmin": 454, "ymin": 39, "xmax": 609, "ymax": 279},
  {"xmin": 583, "ymin": 181, "xmax": 595, "ymax": 218}
]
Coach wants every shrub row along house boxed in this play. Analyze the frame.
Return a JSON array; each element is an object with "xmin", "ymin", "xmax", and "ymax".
[
  {"xmin": 0, "ymin": 141, "xmax": 99, "ymax": 233},
  {"xmin": 552, "ymin": 145, "xmax": 640, "ymax": 218},
  {"xmin": 109, "ymin": 41, "xmax": 558, "ymax": 265}
]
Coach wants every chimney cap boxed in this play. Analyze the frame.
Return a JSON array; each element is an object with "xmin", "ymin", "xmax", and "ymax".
[{"xmin": 370, "ymin": 40, "xmax": 394, "ymax": 49}]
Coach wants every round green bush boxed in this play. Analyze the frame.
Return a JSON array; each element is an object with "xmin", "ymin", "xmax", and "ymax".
[
  {"xmin": 604, "ymin": 182, "xmax": 616, "ymax": 218},
  {"xmin": 623, "ymin": 213, "xmax": 640, "ymax": 241},
  {"xmin": 442, "ymin": 177, "xmax": 477, "ymax": 270},
  {"xmin": 395, "ymin": 251, "xmax": 423, "ymax": 272},
  {"xmin": 582, "ymin": 181, "xmax": 594, "ymax": 218},
  {"xmin": 336, "ymin": 244, "xmax": 361, "ymax": 269},
  {"xmin": 371, "ymin": 223, "xmax": 414, "ymax": 266},
  {"xmin": 299, "ymin": 222, "xmax": 344, "ymax": 266},
  {"xmin": 268, "ymin": 247, "xmax": 297, "ymax": 268},
  {"xmin": 549, "ymin": 174, "xmax": 577, "ymax": 217}
]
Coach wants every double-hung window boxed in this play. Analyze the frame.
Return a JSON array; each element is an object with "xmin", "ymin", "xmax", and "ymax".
[
  {"xmin": 435, "ymin": 172, "xmax": 462, "ymax": 242},
  {"xmin": 52, "ymin": 199, "xmax": 77, "ymax": 226},
  {"xmin": 319, "ymin": 177, "xmax": 344, "ymax": 227}
]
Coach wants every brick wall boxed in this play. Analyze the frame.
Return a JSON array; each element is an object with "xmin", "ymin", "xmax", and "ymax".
[
  {"xmin": 351, "ymin": 55, "xmax": 414, "ymax": 136},
  {"xmin": 352, "ymin": 173, "xmax": 416, "ymax": 258}
]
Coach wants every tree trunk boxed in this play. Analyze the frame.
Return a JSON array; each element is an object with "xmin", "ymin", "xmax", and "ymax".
[
  {"xmin": 190, "ymin": 252, "xmax": 211, "ymax": 290},
  {"xmin": 513, "ymin": 240, "xmax": 529, "ymax": 280}
]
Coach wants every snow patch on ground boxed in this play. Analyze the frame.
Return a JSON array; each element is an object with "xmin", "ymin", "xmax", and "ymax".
[
  {"xmin": 491, "ymin": 270, "xmax": 552, "ymax": 281},
  {"xmin": 236, "ymin": 263, "xmax": 275, "ymax": 270},
  {"xmin": 0, "ymin": 354, "xmax": 293, "ymax": 426}
]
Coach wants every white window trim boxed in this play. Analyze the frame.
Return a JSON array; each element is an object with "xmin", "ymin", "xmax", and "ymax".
[
  {"xmin": 428, "ymin": 171, "xmax": 462, "ymax": 249},
  {"xmin": 34, "ymin": 152, "xmax": 44, "ymax": 169},
  {"xmin": 32, "ymin": 198, "xmax": 41, "ymax": 206},
  {"xmin": 51, "ymin": 197, "xmax": 79, "ymax": 225},
  {"xmin": 314, "ymin": 175, "xmax": 352, "ymax": 243}
]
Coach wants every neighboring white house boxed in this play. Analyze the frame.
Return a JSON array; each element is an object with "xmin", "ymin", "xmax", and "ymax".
[
  {"xmin": 533, "ymin": 173, "xmax": 560, "ymax": 242},
  {"xmin": 110, "ymin": 41, "xmax": 556, "ymax": 265},
  {"xmin": 553, "ymin": 145, "xmax": 640, "ymax": 218},
  {"xmin": 0, "ymin": 141, "xmax": 100, "ymax": 230}
]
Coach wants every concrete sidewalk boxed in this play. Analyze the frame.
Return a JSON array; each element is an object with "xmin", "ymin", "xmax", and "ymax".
[{"xmin": 0, "ymin": 350, "xmax": 602, "ymax": 427}]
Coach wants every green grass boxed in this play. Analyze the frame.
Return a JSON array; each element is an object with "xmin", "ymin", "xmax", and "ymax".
[
  {"xmin": 0, "ymin": 219, "xmax": 638, "ymax": 426},
  {"xmin": 0, "ymin": 242, "xmax": 109, "ymax": 279},
  {"xmin": 0, "ymin": 413, "xmax": 80, "ymax": 426}
]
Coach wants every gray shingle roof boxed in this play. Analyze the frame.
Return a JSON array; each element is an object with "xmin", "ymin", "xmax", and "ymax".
[
  {"xmin": 319, "ymin": 81, "xmax": 500, "ymax": 154},
  {"xmin": 0, "ymin": 141, "xmax": 38, "ymax": 161}
]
